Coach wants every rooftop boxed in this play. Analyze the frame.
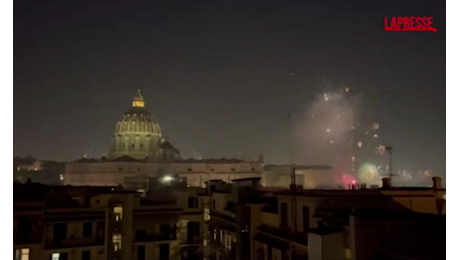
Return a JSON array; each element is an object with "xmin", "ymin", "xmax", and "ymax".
[
  {"xmin": 72, "ymin": 156, "xmax": 262, "ymax": 164},
  {"xmin": 273, "ymin": 186, "xmax": 442, "ymax": 197},
  {"xmin": 264, "ymin": 164, "xmax": 333, "ymax": 171}
]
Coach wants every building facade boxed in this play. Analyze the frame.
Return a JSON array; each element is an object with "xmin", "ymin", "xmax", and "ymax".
[
  {"xmin": 13, "ymin": 183, "xmax": 207, "ymax": 260},
  {"xmin": 205, "ymin": 177, "xmax": 446, "ymax": 260},
  {"xmin": 63, "ymin": 91, "xmax": 264, "ymax": 188}
]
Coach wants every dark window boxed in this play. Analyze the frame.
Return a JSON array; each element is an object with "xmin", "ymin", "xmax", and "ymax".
[
  {"xmin": 187, "ymin": 168, "xmax": 192, "ymax": 172},
  {"xmin": 280, "ymin": 203, "xmax": 288, "ymax": 227},
  {"xmin": 53, "ymin": 223, "xmax": 67, "ymax": 241},
  {"xmin": 135, "ymin": 229, "xmax": 147, "ymax": 240},
  {"xmin": 137, "ymin": 245, "xmax": 146, "ymax": 260},
  {"xmin": 251, "ymin": 168, "xmax": 256, "ymax": 171},
  {"xmin": 96, "ymin": 221, "xmax": 105, "ymax": 243},
  {"xmin": 213, "ymin": 200, "xmax": 216, "ymax": 209},
  {"xmin": 159, "ymin": 243, "xmax": 170, "ymax": 260},
  {"xmin": 302, "ymin": 206, "xmax": 310, "ymax": 232},
  {"xmin": 118, "ymin": 167, "xmax": 123, "ymax": 171},
  {"xmin": 267, "ymin": 246, "xmax": 273, "ymax": 260},
  {"xmin": 140, "ymin": 144, "xmax": 144, "ymax": 149},
  {"xmin": 17, "ymin": 217, "xmax": 32, "ymax": 236},
  {"xmin": 81, "ymin": 250, "xmax": 91, "ymax": 260},
  {"xmin": 131, "ymin": 144, "xmax": 135, "ymax": 148},
  {"xmin": 231, "ymin": 168, "xmax": 235, "ymax": 172},
  {"xmin": 188, "ymin": 197, "xmax": 199, "ymax": 208},
  {"xmin": 83, "ymin": 222, "xmax": 92, "ymax": 238},
  {"xmin": 187, "ymin": 222, "xmax": 200, "ymax": 243},
  {"xmin": 160, "ymin": 224, "xmax": 176, "ymax": 239},
  {"xmin": 210, "ymin": 168, "xmax": 215, "ymax": 171}
]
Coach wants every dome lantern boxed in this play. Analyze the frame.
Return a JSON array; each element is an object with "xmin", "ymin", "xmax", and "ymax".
[{"xmin": 132, "ymin": 89, "xmax": 145, "ymax": 108}]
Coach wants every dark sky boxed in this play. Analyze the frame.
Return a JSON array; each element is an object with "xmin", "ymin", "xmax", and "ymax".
[{"xmin": 14, "ymin": 0, "xmax": 446, "ymax": 177}]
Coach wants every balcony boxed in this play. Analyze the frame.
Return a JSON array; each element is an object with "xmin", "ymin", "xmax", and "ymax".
[
  {"xmin": 209, "ymin": 211, "xmax": 235, "ymax": 224},
  {"xmin": 44, "ymin": 237, "xmax": 104, "ymax": 249},
  {"xmin": 257, "ymin": 224, "xmax": 309, "ymax": 246},
  {"xmin": 14, "ymin": 235, "xmax": 43, "ymax": 245},
  {"xmin": 209, "ymin": 239, "xmax": 234, "ymax": 259},
  {"xmin": 181, "ymin": 236, "xmax": 201, "ymax": 245},
  {"xmin": 134, "ymin": 233, "xmax": 177, "ymax": 243}
]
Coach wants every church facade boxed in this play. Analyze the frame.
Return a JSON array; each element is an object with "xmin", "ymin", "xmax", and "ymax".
[{"xmin": 63, "ymin": 91, "xmax": 264, "ymax": 187}]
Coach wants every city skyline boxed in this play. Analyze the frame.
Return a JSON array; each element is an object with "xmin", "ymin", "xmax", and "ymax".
[{"xmin": 14, "ymin": 0, "xmax": 446, "ymax": 178}]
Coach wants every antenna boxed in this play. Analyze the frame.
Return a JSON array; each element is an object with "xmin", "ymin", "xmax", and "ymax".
[
  {"xmin": 287, "ymin": 112, "xmax": 297, "ymax": 260},
  {"xmin": 290, "ymin": 165, "xmax": 297, "ymax": 260},
  {"xmin": 383, "ymin": 146, "xmax": 397, "ymax": 184}
]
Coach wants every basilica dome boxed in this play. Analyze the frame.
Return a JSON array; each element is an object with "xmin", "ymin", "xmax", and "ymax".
[{"xmin": 108, "ymin": 90, "xmax": 163, "ymax": 160}]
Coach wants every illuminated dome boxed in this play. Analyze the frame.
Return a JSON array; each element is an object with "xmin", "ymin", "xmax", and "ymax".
[{"xmin": 109, "ymin": 90, "xmax": 163, "ymax": 160}]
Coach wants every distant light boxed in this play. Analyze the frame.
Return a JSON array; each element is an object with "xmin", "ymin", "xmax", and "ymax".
[
  {"xmin": 59, "ymin": 174, "xmax": 64, "ymax": 181},
  {"xmin": 162, "ymin": 176, "xmax": 174, "ymax": 183},
  {"xmin": 326, "ymin": 128, "xmax": 330, "ymax": 133},
  {"xmin": 352, "ymin": 180, "xmax": 356, "ymax": 184}
]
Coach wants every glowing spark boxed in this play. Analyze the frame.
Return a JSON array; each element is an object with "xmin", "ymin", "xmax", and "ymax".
[
  {"xmin": 424, "ymin": 170, "xmax": 432, "ymax": 177},
  {"xmin": 326, "ymin": 128, "xmax": 330, "ymax": 133},
  {"xmin": 357, "ymin": 141, "xmax": 362, "ymax": 147},
  {"xmin": 374, "ymin": 134, "xmax": 378, "ymax": 138},
  {"xmin": 324, "ymin": 94, "xmax": 329, "ymax": 101},
  {"xmin": 372, "ymin": 123, "xmax": 380, "ymax": 130},
  {"xmin": 375, "ymin": 145, "xmax": 387, "ymax": 155},
  {"xmin": 345, "ymin": 87, "xmax": 350, "ymax": 92},
  {"xmin": 352, "ymin": 156, "xmax": 355, "ymax": 162}
]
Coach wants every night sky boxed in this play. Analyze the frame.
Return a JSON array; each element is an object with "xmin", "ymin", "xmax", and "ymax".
[{"xmin": 14, "ymin": 0, "xmax": 446, "ymax": 178}]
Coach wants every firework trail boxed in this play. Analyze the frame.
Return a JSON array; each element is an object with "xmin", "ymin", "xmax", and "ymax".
[
  {"xmin": 294, "ymin": 83, "xmax": 360, "ymax": 171},
  {"xmin": 293, "ymin": 79, "xmax": 434, "ymax": 187},
  {"xmin": 294, "ymin": 81, "xmax": 392, "ymax": 185}
]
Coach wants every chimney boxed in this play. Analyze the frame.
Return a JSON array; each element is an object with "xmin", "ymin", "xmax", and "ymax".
[
  {"xmin": 382, "ymin": 177, "xmax": 391, "ymax": 189},
  {"xmin": 432, "ymin": 177, "xmax": 442, "ymax": 190}
]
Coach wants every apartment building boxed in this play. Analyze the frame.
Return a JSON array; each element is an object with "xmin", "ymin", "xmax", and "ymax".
[
  {"xmin": 13, "ymin": 183, "xmax": 206, "ymax": 260},
  {"xmin": 205, "ymin": 177, "xmax": 446, "ymax": 260}
]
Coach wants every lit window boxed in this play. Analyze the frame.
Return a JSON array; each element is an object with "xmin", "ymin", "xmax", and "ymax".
[
  {"xmin": 225, "ymin": 235, "xmax": 233, "ymax": 249},
  {"xmin": 51, "ymin": 253, "xmax": 59, "ymax": 260},
  {"xmin": 203, "ymin": 208, "xmax": 210, "ymax": 221},
  {"xmin": 113, "ymin": 233, "xmax": 122, "ymax": 251},
  {"xmin": 114, "ymin": 205, "xmax": 123, "ymax": 221},
  {"xmin": 15, "ymin": 248, "xmax": 30, "ymax": 260}
]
